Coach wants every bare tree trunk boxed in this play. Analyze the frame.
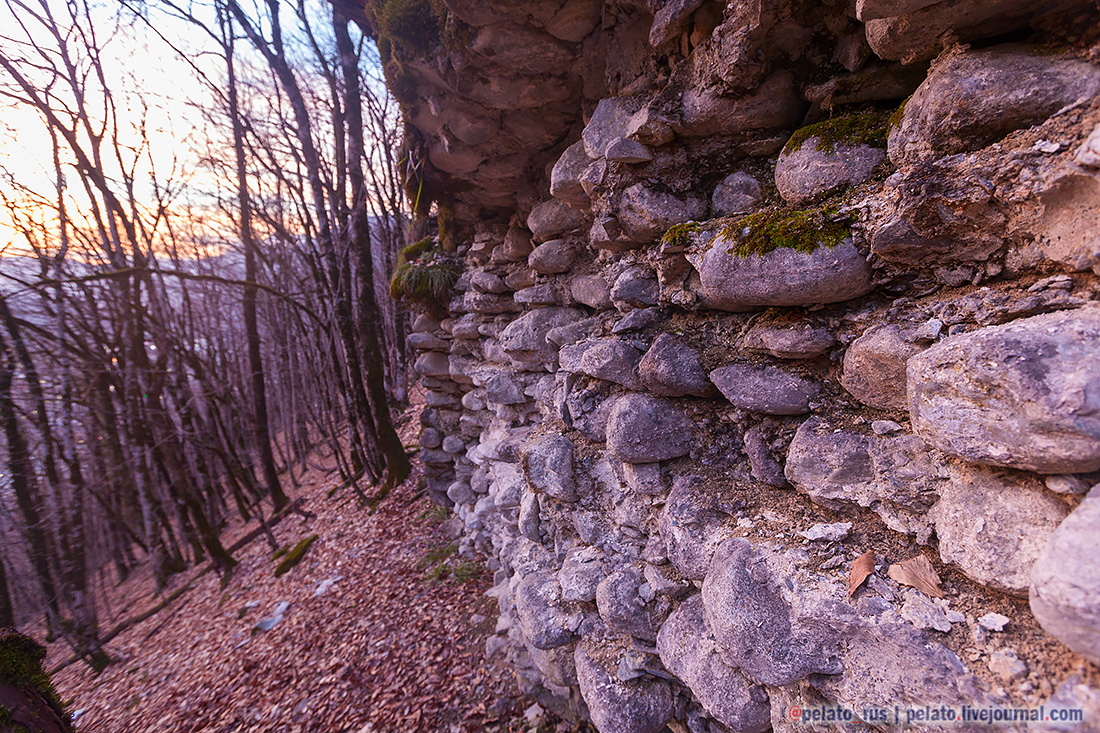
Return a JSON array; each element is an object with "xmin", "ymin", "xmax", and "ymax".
[{"xmin": 223, "ymin": 3, "xmax": 288, "ymax": 512}]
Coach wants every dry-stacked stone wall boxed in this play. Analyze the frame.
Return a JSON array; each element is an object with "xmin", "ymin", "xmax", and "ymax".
[{"xmin": 390, "ymin": 1, "xmax": 1100, "ymax": 729}]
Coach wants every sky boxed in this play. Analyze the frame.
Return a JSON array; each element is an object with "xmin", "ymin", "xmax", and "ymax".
[{"xmin": 0, "ymin": 0, "xmax": 225, "ymax": 255}]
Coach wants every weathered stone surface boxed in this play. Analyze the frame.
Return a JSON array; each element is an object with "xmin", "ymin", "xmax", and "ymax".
[
  {"xmin": 605, "ymin": 137, "xmax": 653, "ymax": 163},
  {"xmin": 699, "ymin": 237, "xmax": 873, "ymax": 310},
  {"xmin": 889, "ymin": 47, "xmax": 1100, "ymax": 167},
  {"xmin": 618, "ymin": 183, "xmax": 706, "ymax": 244},
  {"xmin": 862, "ymin": 1, "xmax": 1092, "ymax": 63},
  {"xmin": 528, "ymin": 199, "xmax": 587, "ymax": 242},
  {"xmin": 500, "ymin": 226, "xmax": 533, "ymax": 263},
  {"xmin": 775, "ymin": 140, "xmax": 884, "ymax": 205},
  {"xmin": 521, "ymin": 435, "xmax": 577, "ymax": 502},
  {"xmin": 542, "ymin": 0, "xmax": 601, "ymax": 41},
  {"xmin": 658, "ymin": 475, "xmax": 731, "ymax": 580},
  {"xmin": 596, "ymin": 565, "xmax": 664, "ymax": 641},
  {"xmin": 1031, "ymin": 486, "xmax": 1100, "ymax": 665},
  {"xmin": 743, "ymin": 423, "xmax": 788, "ymax": 488},
  {"xmin": 710, "ymin": 363, "xmax": 818, "ymax": 415},
  {"xmin": 559, "ymin": 339, "xmax": 642, "ymax": 389},
  {"xmin": 564, "ymin": 379, "xmax": 620, "ymax": 442},
  {"xmin": 606, "ymin": 394, "xmax": 693, "ymax": 463},
  {"xmin": 741, "ymin": 323, "xmax": 834, "ymax": 360},
  {"xmin": 513, "ymin": 284, "xmax": 562, "ymax": 305},
  {"xmin": 514, "ymin": 572, "xmax": 576, "ymax": 649},
  {"xmin": 656, "ymin": 595, "xmax": 772, "ymax": 733},
  {"xmin": 785, "ymin": 417, "xmax": 946, "ymax": 539},
  {"xmin": 407, "ymin": 332, "xmax": 449, "ymax": 351},
  {"xmin": 702, "ymin": 539, "xmax": 842, "ymax": 686},
  {"xmin": 550, "ymin": 140, "xmax": 593, "ymax": 208},
  {"xmin": 414, "ymin": 352, "xmax": 451, "ymax": 377},
  {"xmin": 612, "ymin": 307, "xmax": 662, "ymax": 334},
  {"xmin": 610, "ymin": 266, "xmax": 659, "ymax": 310},
  {"xmin": 528, "ymin": 238, "xmax": 577, "ymax": 274},
  {"xmin": 678, "ymin": 72, "xmax": 804, "ymax": 138},
  {"xmin": 931, "ymin": 465, "xmax": 1068, "ymax": 596},
  {"xmin": 638, "ymin": 333, "xmax": 717, "ymax": 398},
  {"xmin": 583, "ymin": 96, "xmax": 644, "ymax": 159},
  {"xmin": 649, "ymin": 0, "xmax": 705, "ymax": 46},
  {"xmin": 559, "ymin": 546, "xmax": 607, "ymax": 602},
  {"xmin": 575, "ymin": 640, "xmax": 674, "ymax": 733},
  {"xmin": 908, "ymin": 307, "xmax": 1100, "ymax": 474},
  {"xmin": 1036, "ymin": 174, "xmax": 1100, "ymax": 275},
  {"xmin": 841, "ymin": 325, "xmax": 926, "ymax": 411},
  {"xmin": 712, "ymin": 171, "xmax": 763, "ymax": 217},
  {"xmin": 571, "ymin": 274, "xmax": 613, "ymax": 309},
  {"xmin": 499, "ymin": 308, "xmax": 586, "ymax": 363}
]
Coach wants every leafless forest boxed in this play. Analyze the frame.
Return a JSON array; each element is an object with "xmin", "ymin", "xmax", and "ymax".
[{"xmin": 0, "ymin": 0, "xmax": 416, "ymax": 671}]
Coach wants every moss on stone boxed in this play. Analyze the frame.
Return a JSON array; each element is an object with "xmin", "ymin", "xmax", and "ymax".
[
  {"xmin": 721, "ymin": 206, "xmax": 850, "ymax": 257},
  {"xmin": 0, "ymin": 632, "xmax": 69, "ymax": 725},
  {"xmin": 389, "ymin": 238, "xmax": 459, "ymax": 308},
  {"xmin": 660, "ymin": 222, "xmax": 700, "ymax": 250},
  {"xmin": 784, "ymin": 112, "xmax": 888, "ymax": 155},
  {"xmin": 365, "ymin": 0, "xmax": 445, "ymax": 59},
  {"xmin": 887, "ymin": 96, "xmax": 911, "ymax": 133},
  {"xmin": 274, "ymin": 535, "xmax": 318, "ymax": 577}
]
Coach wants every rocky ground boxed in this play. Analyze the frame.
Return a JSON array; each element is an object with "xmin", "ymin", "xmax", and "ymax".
[{"xmin": 48, "ymin": 404, "xmax": 590, "ymax": 733}]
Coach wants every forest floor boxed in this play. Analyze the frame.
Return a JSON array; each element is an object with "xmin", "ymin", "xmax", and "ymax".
[{"xmin": 49, "ymin": 404, "xmax": 580, "ymax": 733}]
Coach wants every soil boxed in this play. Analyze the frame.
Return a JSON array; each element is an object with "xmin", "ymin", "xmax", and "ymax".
[{"xmin": 48, "ymin": 404, "xmax": 583, "ymax": 733}]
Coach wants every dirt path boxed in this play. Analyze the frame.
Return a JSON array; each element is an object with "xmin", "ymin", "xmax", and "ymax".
[{"xmin": 50, "ymin": 412, "xmax": 543, "ymax": 733}]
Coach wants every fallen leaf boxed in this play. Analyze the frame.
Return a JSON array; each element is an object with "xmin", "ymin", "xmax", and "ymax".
[
  {"xmin": 888, "ymin": 554, "xmax": 944, "ymax": 598},
  {"xmin": 848, "ymin": 550, "xmax": 875, "ymax": 599}
]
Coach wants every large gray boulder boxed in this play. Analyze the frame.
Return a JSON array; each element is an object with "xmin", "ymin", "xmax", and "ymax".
[
  {"xmin": 702, "ymin": 538, "xmax": 842, "ymax": 686},
  {"xmin": 558, "ymin": 339, "xmax": 643, "ymax": 389},
  {"xmin": 741, "ymin": 322, "xmax": 835, "ymax": 360},
  {"xmin": 527, "ymin": 199, "xmax": 587, "ymax": 242},
  {"xmin": 606, "ymin": 394, "xmax": 694, "ymax": 463},
  {"xmin": 550, "ymin": 140, "xmax": 593, "ymax": 208},
  {"xmin": 931, "ymin": 465, "xmax": 1068, "ymax": 596},
  {"xmin": 712, "ymin": 172, "xmax": 763, "ymax": 217},
  {"xmin": 1030, "ymin": 485, "xmax": 1100, "ymax": 665},
  {"xmin": 861, "ymin": 0, "xmax": 1093, "ymax": 63},
  {"xmin": 678, "ymin": 72, "xmax": 804, "ymax": 138},
  {"xmin": 514, "ymin": 572, "xmax": 576, "ymax": 650},
  {"xmin": 595, "ymin": 565, "xmax": 665, "ymax": 641},
  {"xmin": 889, "ymin": 47, "xmax": 1100, "ymax": 167},
  {"xmin": 618, "ymin": 183, "xmax": 706, "ymax": 244},
  {"xmin": 710, "ymin": 363, "xmax": 818, "ymax": 415},
  {"xmin": 575, "ymin": 640, "xmax": 674, "ymax": 733},
  {"xmin": 785, "ymin": 417, "xmax": 947, "ymax": 539},
  {"xmin": 907, "ymin": 307, "xmax": 1100, "ymax": 474},
  {"xmin": 638, "ymin": 333, "xmax": 717, "ymax": 398},
  {"xmin": 775, "ymin": 138, "xmax": 884, "ymax": 205},
  {"xmin": 499, "ymin": 308, "xmax": 586, "ymax": 363},
  {"xmin": 841, "ymin": 325, "xmax": 927, "ymax": 411},
  {"xmin": 656, "ymin": 595, "xmax": 772, "ymax": 732},
  {"xmin": 699, "ymin": 236, "xmax": 873, "ymax": 311},
  {"xmin": 521, "ymin": 434, "xmax": 577, "ymax": 502},
  {"xmin": 658, "ymin": 475, "xmax": 732, "ymax": 580},
  {"xmin": 528, "ymin": 238, "xmax": 577, "ymax": 274}
]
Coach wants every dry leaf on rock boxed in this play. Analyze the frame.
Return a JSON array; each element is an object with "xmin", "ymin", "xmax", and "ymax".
[
  {"xmin": 888, "ymin": 554, "xmax": 944, "ymax": 598},
  {"xmin": 848, "ymin": 549, "xmax": 875, "ymax": 599}
]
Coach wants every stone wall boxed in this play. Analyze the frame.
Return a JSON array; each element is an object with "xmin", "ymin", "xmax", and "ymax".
[{"xmin": 389, "ymin": 1, "xmax": 1100, "ymax": 730}]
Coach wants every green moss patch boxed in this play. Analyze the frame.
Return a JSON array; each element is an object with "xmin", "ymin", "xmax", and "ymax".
[
  {"xmin": 784, "ymin": 112, "xmax": 888, "ymax": 155},
  {"xmin": 274, "ymin": 535, "xmax": 318, "ymax": 577},
  {"xmin": 887, "ymin": 96, "xmax": 911, "ymax": 133},
  {"xmin": 365, "ymin": 0, "xmax": 446, "ymax": 59},
  {"xmin": 0, "ymin": 632, "xmax": 67, "ymax": 723},
  {"xmin": 660, "ymin": 222, "xmax": 700, "ymax": 250},
  {"xmin": 389, "ymin": 238, "xmax": 459, "ymax": 309},
  {"xmin": 722, "ymin": 206, "xmax": 850, "ymax": 257}
]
